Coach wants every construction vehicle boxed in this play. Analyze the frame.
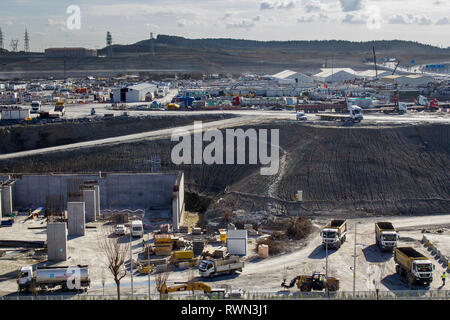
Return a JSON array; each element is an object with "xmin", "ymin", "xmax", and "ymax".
[
  {"xmin": 394, "ymin": 247, "xmax": 434, "ymax": 287},
  {"xmin": 30, "ymin": 101, "xmax": 41, "ymax": 113},
  {"xmin": 169, "ymin": 250, "xmax": 197, "ymax": 268},
  {"xmin": 198, "ymin": 256, "xmax": 244, "ymax": 278},
  {"xmin": 167, "ymin": 103, "xmax": 180, "ymax": 110},
  {"xmin": 18, "ymin": 265, "xmax": 90, "ymax": 292},
  {"xmin": 158, "ymin": 281, "xmax": 226, "ymax": 298},
  {"xmin": 54, "ymin": 101, "xmax": 65, "ymax": 116},
  {"xmin": 281, "ymin": 272, "xmax": 340, "ymax": 292},
  {"xmin": 375, "ymin": 222, "xmax": 399, "ymax": 251},
  {"xmin": 412, "ymin": 95, "xmax": 440, "ymax": 112},
  {"xmin": 321, "ymin": 219, "xmax": 347, "ymax": 249},
  {"xmin": 318, "ymin": 101, "xmax": 363, "ymax": 122},
  {"xmin": 131, "ymin": 220, "xmax": 144, "ymax": 237}
]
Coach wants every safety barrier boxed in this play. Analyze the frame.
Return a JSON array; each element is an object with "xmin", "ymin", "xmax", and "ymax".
[{"xmin": 422, "ymin": 235, "xmax": 449, "ymax": 271}]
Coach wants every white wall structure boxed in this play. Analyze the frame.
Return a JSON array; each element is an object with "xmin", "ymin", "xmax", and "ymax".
[
  {"xmin": 313, "ymin": 68, "xmax": 358, "ymax": 82},
  {"xmin": 226, "ymin": 229, "xmax": 248, "ymax": 256},
  {"xmin": 112, "ymin": 83, "xmax": 157, "ymax": 103},
  {"xmin": 271, "ymin": 70, "xmax": 314, "ymax": 84},
  {"xmin": 47, "ymin": 222, "xmax": 68, "ymax": 262},
  {"xmin": 82, "ymin": 188, "xmax": 96, "ymax": 223}
]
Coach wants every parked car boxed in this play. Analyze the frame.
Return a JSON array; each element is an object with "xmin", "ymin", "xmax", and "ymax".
[
  {"xmin": 296, "ymin": 112, "xmax": 308, "ymax": 121},
  {"xmin": 115, "ymin": 224, "xmax": 127, "ymax": 236}
]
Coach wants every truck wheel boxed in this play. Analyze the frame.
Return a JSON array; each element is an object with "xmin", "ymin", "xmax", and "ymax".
[{"xmin": 300, "ymin": 284, "xmax": 310, "ymax": 292}]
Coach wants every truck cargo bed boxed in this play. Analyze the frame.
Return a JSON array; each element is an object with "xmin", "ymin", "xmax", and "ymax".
[
  {"xmin": 376, "ymin": 222, "xmax": 395, "ymax": 230},
  {"xmin": 396, "ymin": 247, "xmax": 424, "ymax": 258}
]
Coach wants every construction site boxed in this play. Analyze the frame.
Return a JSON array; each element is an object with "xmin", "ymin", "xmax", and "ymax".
[{"xmin": 1, "ymin": 20, "xmax": 450, "ymax": 301}]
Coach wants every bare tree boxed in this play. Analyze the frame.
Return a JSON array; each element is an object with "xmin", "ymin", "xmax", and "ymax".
[
  {"xmin": 155, "ymin": 266, "xmax": 171, "ymax": 300},
  {"xmin": 186, "ymin": 269, "xmax": 197, "ymax": 298},
  {"xmin": 101, "ymin": 268, "xmax": 106, "ymax": 297},
  {"xmin": 99, "ymin": 226, "xmax": 128, "ymax": 300}
]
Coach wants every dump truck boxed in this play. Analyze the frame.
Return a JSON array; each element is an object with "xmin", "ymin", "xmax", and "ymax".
[
  {"xmin": 321, "ymin": 219, "xmax": 347, "ymax": 249},
  {"xmin": 198, "ymin": 256, "xmax": 244, "ymax": 278},
  {"xmin": 18, "ymin": 265, "xmax": 90, "ymax": 292},
  {"xmin": 394, "ymin": 247, "xmax": 434, "ymax": 287},
  {"xmin": 375, "ymin": 222, "xmax": 399, "ymax": 251},
  {"xmin": 281, "ymin": 272, "xmax": 340, "ymax": 292}
]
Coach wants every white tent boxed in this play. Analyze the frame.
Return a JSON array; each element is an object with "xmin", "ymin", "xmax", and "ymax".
[
  {"xmin": 313, "ymin": 68, "xmax": 357, "ymax": 82},
  {"xmin": 272, "ymin": 70, "xmax": 314, "ymax": 84}
]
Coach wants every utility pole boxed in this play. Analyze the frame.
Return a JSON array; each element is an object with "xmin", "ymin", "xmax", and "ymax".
[
  {"xmin": 325, "ymin": 242, "xmax": 329, "ymax": 298},
  {"xmin": 147, "ymin": 230, "xmax": 151, "ymax": 299},
  {"xmin": 0, "ymin": 27, "xmax": 4, "ymax": 50},
  {"xmin": 353, "ymin": 223, "xmax": 357, "ymax": 297},
  {"xmin": 130, "ymin": 230, "xmax": 134, "ymax": 299},
  {"xmin": 24, "ymin": 29, "xmax": 30, "ymax": 52}
]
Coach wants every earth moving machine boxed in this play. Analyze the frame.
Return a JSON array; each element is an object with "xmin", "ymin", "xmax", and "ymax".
[
  {"xmin": 18, "ymin": 265, "xmax": 90, "ymax": 292},
  {"xmin": 321, "ymin": 219, "xmax": 347, "ymax": 249},
  {"xmin": 158, "ymin": 282, "xmax": 226, "ymax": 298},
  {"xmin": 394, "ymin": 247, "xmax": 434, "ymax": 287},
  {"xmin": 281, "ymin": 272, "xmax": 340, "ymax": 292},
  {"xmin": 375, "ymin": 222, "xmax": 399, "ymax": 251},
  {"xmin": 169, "ymin": 250, "xmax": 198, "ymax": 268},
  {"xmin": 199, "ymin": 256, "xmax": 244, "ymax": 278}
]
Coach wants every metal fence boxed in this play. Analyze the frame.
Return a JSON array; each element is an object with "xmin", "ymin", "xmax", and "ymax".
[{"xmin": 1, "ymin": 290, "xmax": 449, "ymax": 300}]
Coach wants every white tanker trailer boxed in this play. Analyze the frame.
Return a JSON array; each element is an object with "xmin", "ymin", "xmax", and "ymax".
[{"xmin": 18, "ymin": 265, "xmax": 90, "ymax": 292}]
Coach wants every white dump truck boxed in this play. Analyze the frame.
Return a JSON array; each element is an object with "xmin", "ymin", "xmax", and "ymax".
[
  {"xmin": 375, "ymin": 222, "xmax": 399, "ymax": 251},
  {"xmin": 198, "ymin": 256, "xmax": 244, "ymax": 278},
  {"xmin": 18, "ymin": 265, "xmax": 90, "ymax": 292},
  {"xmin": 394, "ymin": 247, "xmax": 434, "ymax": 287},
  {"xmin": 321, "ymin": 219, "xmax": 347, "ymax": 249}
]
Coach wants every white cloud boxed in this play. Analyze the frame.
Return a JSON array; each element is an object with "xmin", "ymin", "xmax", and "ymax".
[
  {"xmin": 260, "ymin": 1, "xmax": 297, "ymax": 10},
  {"xmin": 339, "ymin": 0, "xmax": 363, "ymax": 12},
  {"xmin": 436, "ymin": 17, "xmax": 450, "ymax": 25},
  {"xmin": 303, "ymin": 0, "xmax": 323, "ymax": 13},
  {"xmin": 388, "ymin": 14, "xmax": 433, "ymax": 25},
  {"xmin": 342, "ymin": 13, "xmax": 365, "ymax": 24},
  {"xmin": 226, "ymin": 19, "xmax": 255, "ymax": 29}
]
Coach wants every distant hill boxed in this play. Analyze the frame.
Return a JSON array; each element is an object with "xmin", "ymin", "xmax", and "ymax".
[
  {"xmin": 1, "ymin": 35, "xmax": 449, "ymax": 78},
  {"xmin": 98, "ymin": 34, "xmax": 449, "ymax": 55}
]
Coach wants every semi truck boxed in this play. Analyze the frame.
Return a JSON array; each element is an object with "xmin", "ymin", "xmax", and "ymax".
[
  {"xmin": 375, "ymin": 222, "xmax": 399, "ymax": 251},
  {"xmin": 394, "ymin": 247, "xmax": 434, "ymax": 287},
  {"xmin": 18, "ymin": 265, "xmax": 90, "ymax": 292},
  {"xmin": 318, "ymin": 101, "xmax": 363, "ymax": 122},
  {"xmin": 198, "ymin": 256, "xmax": 244, "ymax": 278},
  {"xmin": 321, "ymin": 219, "xmax": 347, "ymax": 249}
]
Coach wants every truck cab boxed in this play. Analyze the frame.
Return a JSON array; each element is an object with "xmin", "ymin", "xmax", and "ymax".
[
  {"xmin": 321, "ymin": 228, "xmax": 340, "ymax": 247},
  {"xmin": 321, "ymin": 219, "xmax": 347, "ymax": 249},
  {"xmin": 131, "ymin": 220, "xmax": 144, "ymax": 238},
  {"xmin": 30, "ymin": 101, "xmax": 41, "ymax": 113},
  {"xmin": 199, "ymin": 260, "xmax": 215, "ymax": 277},
  {"xmin": 378, "ymin": 230, "xmax": 398, "ymax": 249},
  {"xmin": 18, "ymin": 266, "xmax": 33, "ymax": 290}
]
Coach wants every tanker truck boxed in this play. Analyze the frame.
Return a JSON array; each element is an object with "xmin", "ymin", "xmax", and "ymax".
[
  {"xmin": 375, "ymin": 222, "xmax": 399, "ymax": 251},
  {"xmin": 394, "ymin": 247, "xmax": 434, "ymax": 288},
  {"xmin": 18, "ymin": 265, "xmax": 90, "ymax": 292},
  {"xmin": 321, "ymin": 219, "xmax": 347, "ymax": 249}
]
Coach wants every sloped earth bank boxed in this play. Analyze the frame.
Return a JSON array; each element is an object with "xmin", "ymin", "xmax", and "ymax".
[{"xmin": 0, "ymin": 122, "xmax": 448, "ymax": 218}]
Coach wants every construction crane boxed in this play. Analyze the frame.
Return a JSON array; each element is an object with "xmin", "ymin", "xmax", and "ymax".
[
  {"xmin": 372, "ymin": 46, "xmax": 378, "ymax": 78},
  {"xmin": 392, "ymin": 61, "xmax": 401, "ymax": 75}
]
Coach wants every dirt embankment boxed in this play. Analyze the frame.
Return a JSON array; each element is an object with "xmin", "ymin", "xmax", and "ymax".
[
  {"xmin": 0, "ymin": 122, "xmax": 448, "ymax": 217},
  {"xmin": 0, "ymin": 114, "xmax": 233, "ymax": 154}
]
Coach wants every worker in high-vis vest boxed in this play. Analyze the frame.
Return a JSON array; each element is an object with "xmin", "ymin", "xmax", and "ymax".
[{"xmin": 442, "ymin": 272, "xmax": 446, "ymax": 286}]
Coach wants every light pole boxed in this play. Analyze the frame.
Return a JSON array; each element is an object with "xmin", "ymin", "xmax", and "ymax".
[
  {"xmin": 353, "ymin": 223, "xmax": 357, "ymax": 297},
  {"xmin": 325, "ymin": 242, "xmax": 329, "ymax": 298},
  {"xmin": 147, "ymin": 230, "xmax": 151, "ymax": 299},
  {"xmin": 130, "ymin": 229, "xmax": 134, "ymax": 299}
]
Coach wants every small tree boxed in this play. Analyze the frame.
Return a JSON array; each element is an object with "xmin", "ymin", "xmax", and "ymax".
[
  {"xmin": 101, "ymin": 268, "xmax": 106, "ymax": 297},
  {"xmin": 186, "ymin": 269, "xmax": 197, "ymax": 298},
  {"xmin": 155, "ymin": 266, "xmax": 171, "ymax": 300},
  {"xmin": 99, "ymin": 226, "xmax": 128, "ymax": 300}
]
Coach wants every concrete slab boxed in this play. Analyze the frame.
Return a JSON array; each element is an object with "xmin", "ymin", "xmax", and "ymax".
[
  {"xmin": 67, "ymin": 202, "xmax": 86, "ymax": 236},
  {"xmin": 47, "ymin": 222, "xmax": 68, "ymax": 261},
  {"xmin": 82, "ymin": 189, "xmax": 96, "ymax": 223},
  {"xmin": 1, "ymin": 185, "xmax": 13, "ymax": 216}
]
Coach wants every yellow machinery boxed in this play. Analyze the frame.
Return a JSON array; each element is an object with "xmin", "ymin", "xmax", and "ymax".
[
  {"xmin": 159, "ymin": 282, "xmax": 225, "ymax": 297},
  {"xmin": 281, "ymin": 272, "xmax": 340, "ymax": 292},
  {"xmin": 167, "ymin": 103, "xmax": 180, "ymax": 110}
]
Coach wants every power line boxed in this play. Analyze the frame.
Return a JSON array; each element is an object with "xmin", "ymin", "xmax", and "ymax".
[
  {"xmin": 10, "ymin": 39, "xmax": 19, "ymax": 52},
  {"xmin": 106, "ymin": 31, "xmax": 113, "ymax": 57}
]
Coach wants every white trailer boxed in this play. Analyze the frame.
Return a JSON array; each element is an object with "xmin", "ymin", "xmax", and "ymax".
[{"xmin": 18, "ymin": 265, "xmax": 90, "ymax": 292}]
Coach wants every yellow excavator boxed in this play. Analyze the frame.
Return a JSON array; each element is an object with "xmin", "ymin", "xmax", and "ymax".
[
  {"xmin": 159, "ymin": 282, "xmax": 226, "ymax": 298},
  {"xmin": 281, "ymin": 272, "xmax": 340, "ymax": 292}
]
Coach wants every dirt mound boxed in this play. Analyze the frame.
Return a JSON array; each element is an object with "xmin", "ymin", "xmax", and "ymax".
[{"xmin": 1, "ymin": 122, "xmax": 448, "ymax": 217}]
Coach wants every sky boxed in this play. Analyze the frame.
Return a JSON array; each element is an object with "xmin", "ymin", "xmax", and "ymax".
[{"xmin": 0, "ymin": 0, "xmax": 449, "ymax": 52}]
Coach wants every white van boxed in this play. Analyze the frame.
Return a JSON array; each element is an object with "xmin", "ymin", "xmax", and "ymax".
[{"xmin": 131, "ymin": 220, "xmax": 144, "ymax": 238}]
